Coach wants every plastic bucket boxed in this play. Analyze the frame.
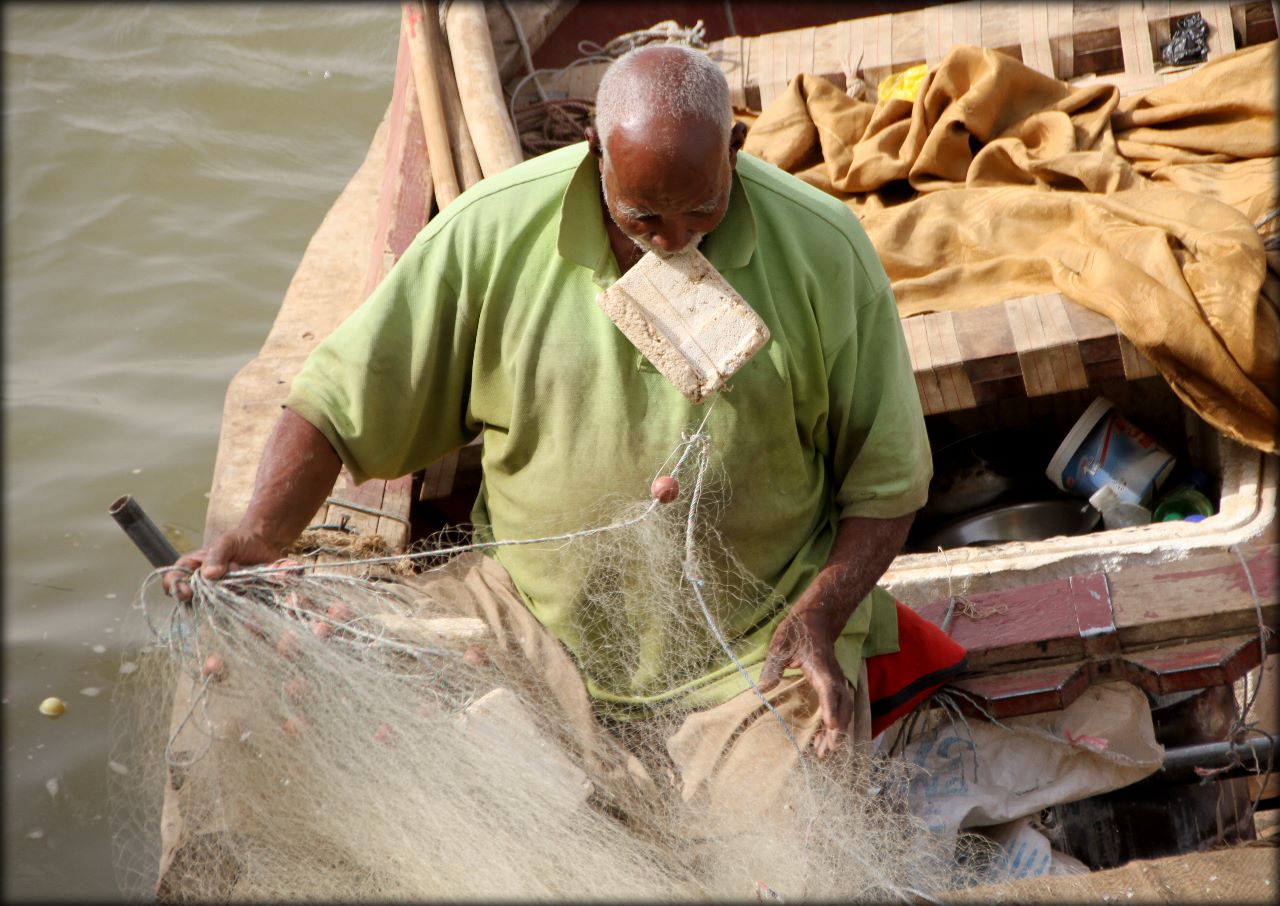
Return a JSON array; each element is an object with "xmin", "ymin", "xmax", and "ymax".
[{"xmin": 1046, "ymin": 398, "xmax": 1176, "ymax": 506}]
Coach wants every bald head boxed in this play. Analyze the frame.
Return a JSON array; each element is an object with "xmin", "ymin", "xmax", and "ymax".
[
  {"xmin": 593, "ymin": 45, "xmax": 732, "ymax": 162},
  {"xmin": 587, "ymin": 45, "xmax": 745, "ymax": 256}
]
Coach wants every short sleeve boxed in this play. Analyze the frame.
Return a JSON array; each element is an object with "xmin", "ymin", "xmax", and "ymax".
[
  {"xmin": 827, "ymin": 281, "xmax": 932, "ymax": 520},
  {"xmin": 283, "ymin": 232, "xmax": 479, "ymax": 485}
]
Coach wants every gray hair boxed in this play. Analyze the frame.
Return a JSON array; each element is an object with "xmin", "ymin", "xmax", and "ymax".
[{"xmin": 594, "ymin": 45, "xmax": 732, "ymax": 159}]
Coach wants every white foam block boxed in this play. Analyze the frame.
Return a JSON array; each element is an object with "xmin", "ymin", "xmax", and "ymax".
[
  {"xmin": 596, "ymin": 247, "xmax": 770, "ymax": 403},
  {"xmin": 370, "ymin": 614, "xmax": 493, "ymax": 648},
  {"xmin": 457, "ymin": 687, "xmax": 593, "ymax": 806}
]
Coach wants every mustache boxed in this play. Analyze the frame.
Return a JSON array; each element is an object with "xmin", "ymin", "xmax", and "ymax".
[{"xmin": 628, "ymin": 232, "xmax": 707, "ymax": 257}]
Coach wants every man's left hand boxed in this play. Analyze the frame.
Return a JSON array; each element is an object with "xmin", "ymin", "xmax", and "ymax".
[
  {"xmin": 755, "ymin": 512, "xmax": 917, "ymax": 759},
  {"xmin": 758, "ymin": 604, "xmax": 851, "ymax": 759}
]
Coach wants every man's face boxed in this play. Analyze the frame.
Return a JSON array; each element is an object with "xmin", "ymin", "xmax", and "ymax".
[{"xmin": 597, "ymin": 120, "xmax": 734, "ymax": 256}]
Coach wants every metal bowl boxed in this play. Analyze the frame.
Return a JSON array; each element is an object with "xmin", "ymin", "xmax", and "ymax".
[
  {"xmin": 917, "ymin": 499, "xmax": 1102, "ymax": 550},
  {"xmin": 922, "ymin": 427, "xmax": 1058, "ymax": 519}
]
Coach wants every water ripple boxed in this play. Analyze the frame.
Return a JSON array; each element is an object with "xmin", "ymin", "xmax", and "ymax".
[{"xmin": 4, "ymin": 7, "xmax": 401, "ymax": 897}]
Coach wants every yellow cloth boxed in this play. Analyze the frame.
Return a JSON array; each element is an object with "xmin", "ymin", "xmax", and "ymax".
[
  {"xmin": 743, "ymin": 42, "xmax": 1279, "ymax": 453},
  {"xmin": 877, "ymin": 63, "xmax": 928, "ymax": 103}
]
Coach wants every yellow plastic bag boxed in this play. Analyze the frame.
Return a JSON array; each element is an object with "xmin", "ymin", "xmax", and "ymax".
[{"xmin": 877, "ymin": 63, "xmax": 928, "ymax": 102}]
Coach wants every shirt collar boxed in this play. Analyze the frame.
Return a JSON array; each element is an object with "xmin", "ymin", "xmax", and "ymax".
[{"xmin": 556, "ymin": 143, "xmax": 757, "ymax": 285}]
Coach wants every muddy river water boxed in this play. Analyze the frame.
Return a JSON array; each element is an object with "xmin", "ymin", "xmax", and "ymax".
[{"xmin": 4, "ymin": 5, "xmax": 401, "ymax": 897}]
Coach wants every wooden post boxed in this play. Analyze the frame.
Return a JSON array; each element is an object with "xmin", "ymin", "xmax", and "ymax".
[
  {"xmin": 425, "ymin": 0, "xmax": 484, "ymax": 190},
  {"xmin": 445, "ymin": 0, "xmax": 525, "ymax": 177},
  {"xmin": 403, "ymin": 1, "xmax": 461, "ymax": 208}
]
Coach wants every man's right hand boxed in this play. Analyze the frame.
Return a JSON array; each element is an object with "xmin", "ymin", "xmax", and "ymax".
[
  {"xmin": 163, "ymin": 531, "xmax": 285, "ymax": 602},
  {"xmin": 163, "ymin": 408, "xmax": 344, "ymax": 602}
]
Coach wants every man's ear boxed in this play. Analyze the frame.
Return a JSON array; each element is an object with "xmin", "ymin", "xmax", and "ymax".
[
  {"xmin": 728, "ymin": 121, "xmax": 748, "ymax": 166},
  {"xmin": 585, "ymin": 126, "xmax": 602, "ymax": 158}
]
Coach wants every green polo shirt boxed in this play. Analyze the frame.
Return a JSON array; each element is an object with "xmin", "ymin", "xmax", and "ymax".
[{"xmin": 285, "ymin": 143, "xmax": 931, "ymax": 715}]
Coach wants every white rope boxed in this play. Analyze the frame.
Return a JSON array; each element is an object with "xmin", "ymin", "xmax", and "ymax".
[{"xmin": 681, "ymin": 422, "xmax": 803, "ymax": 757}]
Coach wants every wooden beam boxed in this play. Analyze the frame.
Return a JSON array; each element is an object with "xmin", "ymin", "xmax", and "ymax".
[
  {"xmin": 912, "ymin": 542, "xmax": 1278, "ymax": 674},
  {"xmin": 486, "ymin": 0, "xmax": 578, "ymax": 83},
  {"xmin": 403, "ymin": 0, "xmax": 461, "ymax": 208},
  {"xmin": 446, "ymin": 1, "xmax": 525, "ymax": 176},
  {"xmin": 951, "ymin": 633, "xmax": 1270, "ymax": 718},
  {"xmin": 900, "ymin": 294, "xmax": 1154, "ymax": 416},
  {"xmin": 1110, "ymin": 544, "xmax": 1279, "ymax": 647}
]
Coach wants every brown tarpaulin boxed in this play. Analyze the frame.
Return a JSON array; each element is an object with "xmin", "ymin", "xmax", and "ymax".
[{"xmin": 742, "ymin": 42, "xmax": 1279, "ymax": 453}]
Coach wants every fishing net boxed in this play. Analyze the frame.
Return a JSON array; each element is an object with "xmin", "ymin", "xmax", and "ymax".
[{"xmin": 111, "ymin": 418, "xmax": 996, "ymax": 901}]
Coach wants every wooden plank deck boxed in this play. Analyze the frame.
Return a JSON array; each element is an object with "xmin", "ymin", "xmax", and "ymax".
[{"xmin": 711, "ymin": 0, "xmax": 1273, "ymax": 99}]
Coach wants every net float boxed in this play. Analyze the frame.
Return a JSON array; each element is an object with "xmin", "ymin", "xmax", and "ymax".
[
  {"xmin": 650, "ymin": 475, "xmax": 680, "ymax": 503},
  {"xmin": 202, "ymin": 654, "xmax": 226, "ymax": 682},
  {"xmin": 276, "ymin": 631, "xmax": 301, "ymax": 659},
  {"xmin": 281, "ymin": 717, "xmax": 307, "ymax": 738},
  {"xmin": 39, "ymin": 697, "xmax": 67, "ymax": 718},
  {"xmin": 326, "ymin": 601, "xmax": 354, "ymax": 622},
  {"xmin": 283, "ymin": 677, "xmax": 310, "ymax": 702}
]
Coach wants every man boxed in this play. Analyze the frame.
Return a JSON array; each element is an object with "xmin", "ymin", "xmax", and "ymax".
[{"xmin": 168, "ymin": 45, "xmax": 959, "ymax": 786}]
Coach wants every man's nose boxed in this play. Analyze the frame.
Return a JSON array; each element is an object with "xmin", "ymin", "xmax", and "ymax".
[{"xmin": 649, "ymin": 222, "xmax": 695, "ymax": 253}]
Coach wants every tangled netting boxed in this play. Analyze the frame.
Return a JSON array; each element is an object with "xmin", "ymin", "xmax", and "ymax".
[{"xmin": 110, "ymin": 415, "xmax": 998, "ymax": 901}]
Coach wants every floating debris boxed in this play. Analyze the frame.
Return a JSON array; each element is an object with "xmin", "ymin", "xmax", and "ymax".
[{"xmin": 38, "ymin": 697, "xmax": 66, "ymax": 718}]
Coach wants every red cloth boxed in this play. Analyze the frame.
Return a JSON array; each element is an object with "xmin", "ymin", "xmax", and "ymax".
[{"xmin": 865, "ymin": 602, "xmax": 967, "ymax": 737}]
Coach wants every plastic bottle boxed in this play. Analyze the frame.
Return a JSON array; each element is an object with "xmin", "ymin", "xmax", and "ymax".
[
  {"xmin": 1152, "ymin": 485, "xmax": 1215, "ymax": 522},
  {"xmin": 1088, "ymin": 485, "xmax": 1151, "ymax": 529}
]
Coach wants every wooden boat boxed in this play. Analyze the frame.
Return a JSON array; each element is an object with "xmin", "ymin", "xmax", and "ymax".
[
  {"xmin": 204, "ymin": 0, "xmax": 1279, "ymax": 719},
  {"xmin": 170, "ymin": 0, "xmax": 1278, "ymax": 894}
]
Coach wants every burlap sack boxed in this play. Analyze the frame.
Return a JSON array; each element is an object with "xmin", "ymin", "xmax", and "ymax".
[{"xmin": 744, "ymin": 43, "xmax": 1279, "ymax": 453}]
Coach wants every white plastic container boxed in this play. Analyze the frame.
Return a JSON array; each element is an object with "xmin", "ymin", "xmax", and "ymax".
[{"xmin": 1046, "ymin": 397, "xmax": 1176, "ymax": 506}]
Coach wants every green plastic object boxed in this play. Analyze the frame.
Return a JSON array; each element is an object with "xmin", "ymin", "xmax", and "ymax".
[{"xmin": 1153, "ymin": 486, "xmax": 1215, "ymax": 522}]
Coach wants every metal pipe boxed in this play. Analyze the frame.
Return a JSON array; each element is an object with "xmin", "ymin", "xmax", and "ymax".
[
  {"xmin": 108, "ymin": 495, "xmax": 180, "ymax": 568},
  {"xmin": 1158, "ymin": 734, "xmax": 1276, "ymax": 784}
]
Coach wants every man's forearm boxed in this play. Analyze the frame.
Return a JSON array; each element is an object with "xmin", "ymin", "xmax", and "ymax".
[
  {"xmin": 790, "ymin": 513, "xmax": 915, "ymax": 637},
  {"xmin": 239, "ymin": 407, "xmax": 343, "ymax": 551}
]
